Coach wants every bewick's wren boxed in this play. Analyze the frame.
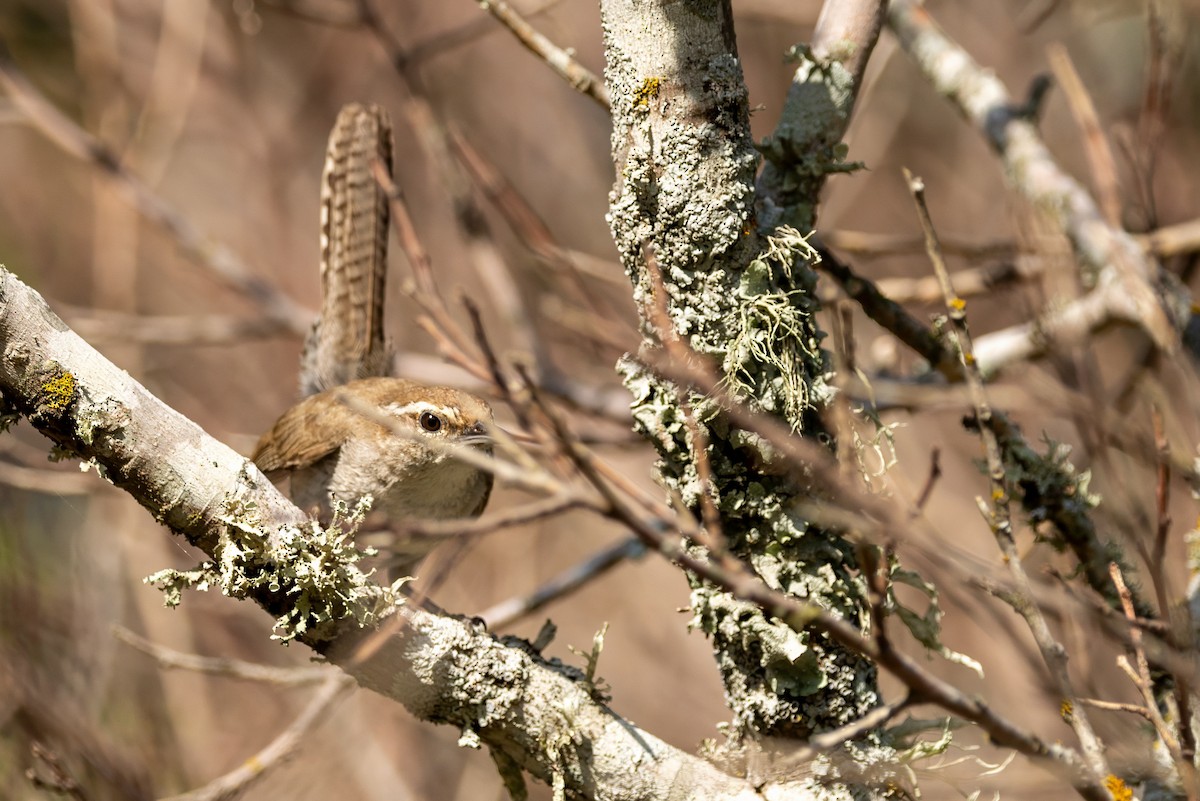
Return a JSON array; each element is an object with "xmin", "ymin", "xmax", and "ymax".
[{"xmin": 252, "ymin": 376, "xmax": 494, "ymax": 575}]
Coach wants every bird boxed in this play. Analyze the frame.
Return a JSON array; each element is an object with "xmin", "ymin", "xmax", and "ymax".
[{"xmin": 252, "ymin": 376, "xmax": 494, "ymax": 577}]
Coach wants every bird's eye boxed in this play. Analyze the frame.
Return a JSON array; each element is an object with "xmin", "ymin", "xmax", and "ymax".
[{"xmin": 419, "ymin": 411, "xmax": 443, "ymax": 432}]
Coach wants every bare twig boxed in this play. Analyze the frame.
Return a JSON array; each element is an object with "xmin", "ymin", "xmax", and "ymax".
[
  {"xmin": 478, "ymin": 535, "xmax": 645, "ymax": 629},
  {"xmin": 779, "ymin": 693, "xmax": 914, "ymax": 771},
  {"xmin": 160, "ymin": 674, "xmax": 355, "ymax": 801},
  {"xmin": 1138, "ymin": 218, "xmax": 1200, "ymax": 258},
  {"xmin": 114, "ymin": 627, "xmax": 335, "ymax": 685},
  {"xmin": 820, "ymin": 229, "xmax": 1020, "ymax": 261},
  {"xmin": 904, "ymin": 168, "xmax": 1111, "ymax": 800},
  {"xmin": 1109, "ymin": 563, "xmax": 1195, "ymax": 795},
  {"xmin": 870, "ymin": 258, "xmax": 1043, "ymax": 304},
  {"xmin": 814, "ymin": 246, "xmax": 961, "ymax": 380},
  {"xmin": 471, "ymin": 0, "xmax": 610, "ymax": 108},
  {"xmin": 1046, "ymin": 44, "xmax": 1121, "ymax": 227}
]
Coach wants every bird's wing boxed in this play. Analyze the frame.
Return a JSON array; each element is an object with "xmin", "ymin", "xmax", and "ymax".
[{"xmin": 251, "ymin": 396, "xmax": 354, "ymax": 473}]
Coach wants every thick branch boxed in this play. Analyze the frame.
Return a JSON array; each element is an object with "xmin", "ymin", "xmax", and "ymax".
[{"xmin": 0, "ymin": 266, "xmax": 781, "ymax": 801}]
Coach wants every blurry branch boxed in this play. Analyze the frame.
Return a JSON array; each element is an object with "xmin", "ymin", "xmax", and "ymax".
[
  {"xmin": 1139, "ymin": 218, "xmax": 1200, "ymax": 259},
  {"xmin": 59, "ymin": 306, "xmax": 287, "ymax": 345},
  {"xmin": 0, "ymin": 458, "xmax": 96, "ymax": 494},
  {"xmin": 905, "ymin": 169, "xmax": 1111, "ymax": 798},
  {"xmin": 471, "ymin": 0, "xmax": 610, "ymax": 108},
  {"xmin": 1126, "ymin": 0, "xmax": 1184, "ymax": 230},
  {"xmin": 887, "ymin": 0, "xmax": 1189, "ymax": 357},
  {"xmin": 0, "ymin": 266, "xmax": 775, "ymax": 801},
  {"xmin": 869, "ymin": 258, "xmax": 1043, "ymax": 304},
  {"xmin": 448, "ymin": 129, "xmax": 627, "ymax": 338},
  {"xmin": 1046, "ymin": 44, "xmax": 1120, "ymax": 228},
  {"xmin": 820, "ymin": 229, "xmax": 1020, "ymax": 260},
  {"xmin": 162, "ymin": 674, "xmax": 356, "ymax": 801},
  {"xmin": 478, "ymin": 535, "xmax": 644, "ymax": 629},
  {"xmin": 970, "ymin": 288, "xmax": 1130, "ymax": 378},
  {"xmin": 0, "ymin": 44, "xmax": 312, "ymax": 337},
  {"xmin": 824, "ymin": 222, "xmax": 1200, "ymax": 261},
  {"xmin": 114, "ymin": 627, "xmax": 335, "ymax": 685},
  {"xmin": 371, "ymin": 163, "xmax": 489, "ymax": 382}
]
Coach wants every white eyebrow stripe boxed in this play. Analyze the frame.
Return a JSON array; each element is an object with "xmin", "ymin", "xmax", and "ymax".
[{"xmin": 383, "ymin": 401, "xmax": 460, "ymax": 423}]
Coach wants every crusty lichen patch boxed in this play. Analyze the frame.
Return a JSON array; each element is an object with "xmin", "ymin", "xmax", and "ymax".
[
  {"xmin": 36, "ymin": 368, "xmax": 77, "ymax": 417},
  {"xmin": 632, "ymin": 76, "xmax": 661, "ymax": 109}
]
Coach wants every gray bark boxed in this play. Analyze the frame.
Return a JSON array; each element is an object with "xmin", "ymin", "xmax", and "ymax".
[
  {"xmin": 0, "ymin": 265, "xmax": 803, "ymax": 801},
  {"xmin": 600, "ymin": 0, "xmax": 883, "ymax": 759}
]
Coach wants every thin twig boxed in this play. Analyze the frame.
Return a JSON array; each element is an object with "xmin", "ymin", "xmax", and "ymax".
[
  {"xmin": 160, "ymin": 674, "xmax": 355, "ymax": 801},
  {"xmin": 1109, "ymin": 563, "xmax": 1195, "ymax": 796},
  {"xmin": 779, "ymin": 693, "xmax": 913, "ymax": 770},
  {"xmin": 1046, "ymin": 44, "xmax": 1121, "ymax": 227},
  {"xmin": 815, "ymin": 246, "xmax": 961, "ymax": 380},
  {"xmin": 114, "ymin": 627, "xmax": 335, "ymax": 685},
  {"xmin": 472, "ymin": 0, "xmax": 610, "ymax": 108},
  {"xmin": 479, "ymin": 535, "xmax": 645, "ymax": 629},
  {"xmin": 905, "ymin": 167, "xmax": 1111, "ymax": 799}
]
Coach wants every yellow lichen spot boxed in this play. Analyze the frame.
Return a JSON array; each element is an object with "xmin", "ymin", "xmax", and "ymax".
[
  {"xmin": 633, "ymin": 77, "xmax": 661, "ymax": 109},
  {"xmin": 40, "ymin": 371, "xmax": 77, "ymax": 414},
  {"xmin": 963, "ymin": 352, "xmax": 976, "ymax": 366},
  {"xmin": 991, "ymin": 488, "xmax": 1006, "ymax": 503},
  {"xmin": 1104, "ymin": 774, "xmax": 1132, "ymax": 801},
  {"xmin": 1059, "ymin": 699, "xmax": 1072, "ymax": 720},
  {"xmin": 950, "ymin": 297, "xmax": 966, "ymax": 312}
]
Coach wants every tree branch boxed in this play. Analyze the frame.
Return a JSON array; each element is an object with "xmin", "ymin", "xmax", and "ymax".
[{"xmin": 0, "ymin": 266, "xmax": 787, "ymax": 801}]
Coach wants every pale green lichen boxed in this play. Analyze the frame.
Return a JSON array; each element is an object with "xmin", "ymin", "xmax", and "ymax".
[
  {"xmin": 890, "ymin": 565, "xmax": 982, "ymax": 677},
  {"xmin": 146, "ymin": 497, "xmax": 393, "ymax": 643},
  {"xmin": 722, "ymin": 227, "xmax": 828, "ymax": 430}
]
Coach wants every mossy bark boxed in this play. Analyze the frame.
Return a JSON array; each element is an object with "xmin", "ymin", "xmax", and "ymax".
[{"xmin": 601, "ymin": 0, "xmax": 879, "ymax": 740}]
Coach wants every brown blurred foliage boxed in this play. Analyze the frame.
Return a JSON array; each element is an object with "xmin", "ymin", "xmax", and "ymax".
[{"xmin": 1, "ymin": 1, "xmax": 1199, "ymax": 799}]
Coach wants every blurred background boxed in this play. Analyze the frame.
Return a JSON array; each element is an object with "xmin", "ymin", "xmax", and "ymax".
[{"xmin": 0, "ymin": 0, "xmax": 1199, "ymax": 798}]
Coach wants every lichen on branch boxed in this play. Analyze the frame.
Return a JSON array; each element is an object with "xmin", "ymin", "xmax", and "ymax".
[{"xmin": 146, "ymin": 497, "xmax": 394, "ymax": 643}]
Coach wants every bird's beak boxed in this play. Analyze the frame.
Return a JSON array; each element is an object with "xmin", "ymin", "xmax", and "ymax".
[{"xmin": 459, "ymin": 421, "xmax": 492, "ymax": 448}]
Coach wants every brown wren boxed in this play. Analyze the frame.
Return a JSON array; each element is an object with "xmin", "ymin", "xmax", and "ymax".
[{"xmin": 252, "ymin": 376, "xmax": 494, "ymax": 576}]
